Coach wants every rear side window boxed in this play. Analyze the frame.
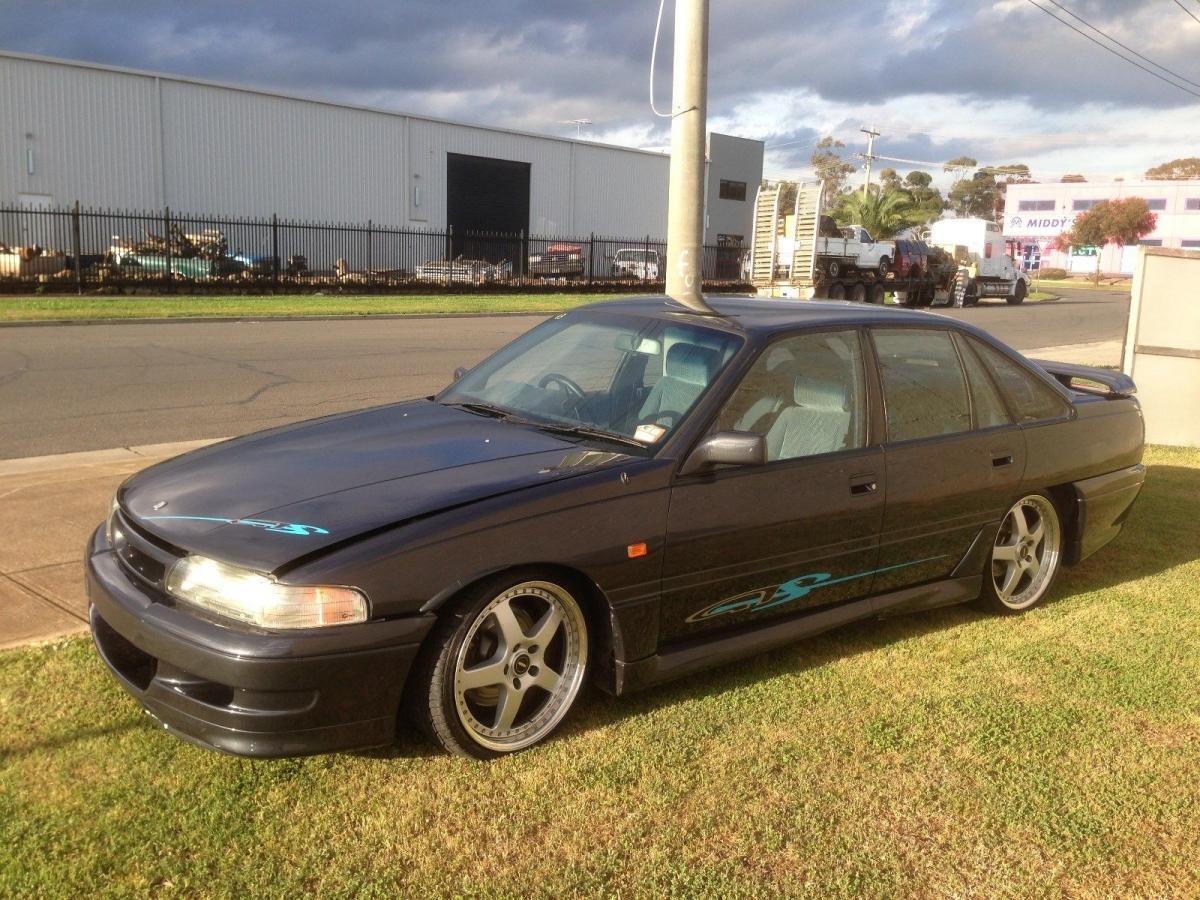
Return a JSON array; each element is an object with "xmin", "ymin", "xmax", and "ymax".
[
  {"xmin": 872, "ymin": 329, "xmax": 971, "ymax": 442},
  {"xmin": 970, "ymin": 338, "xmax": 1071, "ymax": 423},
  {"xmin": 955, "ymin": 336, "xmax": 1012, "ymax": 429}
]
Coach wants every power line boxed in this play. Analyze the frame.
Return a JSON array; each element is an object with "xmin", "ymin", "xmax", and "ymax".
[
  {"xmin": 1038, "ymin": 0, "xmax": 1200, "ymax": 89},
  {"xmin": 1172, "ymin": 0, "xmax": 1200, "ymax": 25},
  {"xmin": 1023, "ymin": 0, "xmax": 1200, "ymax": 99}
]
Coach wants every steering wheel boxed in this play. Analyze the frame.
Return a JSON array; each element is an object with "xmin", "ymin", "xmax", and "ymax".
[{"xmin": 538, "ymin": 372, "xmax": 586, "ymax": 413}]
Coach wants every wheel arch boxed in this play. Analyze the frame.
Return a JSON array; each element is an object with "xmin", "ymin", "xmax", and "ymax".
[{"xmin": 420, "ymin": 562, "xmax": 621, "ymax": 682}]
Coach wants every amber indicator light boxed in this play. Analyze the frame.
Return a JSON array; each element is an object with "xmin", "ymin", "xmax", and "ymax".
[{"xmin": 627, "ymin": 542, "xmax": 648, "ymax": 558}]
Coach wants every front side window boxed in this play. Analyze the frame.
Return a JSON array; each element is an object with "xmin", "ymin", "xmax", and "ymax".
[
  {"xmin": 715, "ymin": 330, "xmax": 867, "ymax": 462},
  {"xmin": 872, "ymin": 329, "xmax": 971, "ymax": 442},
  {"xmin": 440, "ymin": 313, "xmax": 741, "ymax": 445},
  {"xmin": 969, "ymin": 338, "xmax": 1071, "ymax": 423}
]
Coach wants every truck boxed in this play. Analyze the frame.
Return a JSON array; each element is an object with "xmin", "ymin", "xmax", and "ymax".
[
  {"xmin": 609, "ymin": 248, "xmax": 660, "ymax": 281},
  {"xmin": 528, "ymin": 242, "xmax": 585, "ymax": 279},
  {"xmin": 927, "ymin": 218, "xmax": 1032, "ymax": 305},
  {"xmin": 750, "ymin": 183, "xmax": 1030, "ymax": 306},
  {"xmin": 810, "ymin": 220, "xmax": 895, "ymax": 280}
]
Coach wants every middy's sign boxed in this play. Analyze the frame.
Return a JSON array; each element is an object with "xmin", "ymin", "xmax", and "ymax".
[{"xmin": 1006, "ymin": 213, "xmax": 1078, "ymax": 237}]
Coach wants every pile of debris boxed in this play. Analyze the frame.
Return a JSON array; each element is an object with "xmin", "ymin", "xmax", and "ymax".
[{"xmin": 128, "ymin": 224, "xmax": 229, "ymax": 260}]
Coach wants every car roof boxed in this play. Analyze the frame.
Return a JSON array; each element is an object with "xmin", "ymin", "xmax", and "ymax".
[{"xmin": 579, "ymin": 295, "xmax": 984, "ymax": 340}]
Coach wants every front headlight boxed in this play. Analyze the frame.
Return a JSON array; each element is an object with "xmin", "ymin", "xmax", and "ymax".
[{"xmin": 165, "ymin": 555, "xmax": 369, "ymax": 630}]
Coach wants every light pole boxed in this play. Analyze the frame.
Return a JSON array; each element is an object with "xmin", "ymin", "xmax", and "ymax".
[
  {"xmin": 664, "ymin": 0, "xmax": 715, "ymax": 313},
  {"xmin": 860, "ymin": 125, "xmax": 880, "ymax": 197}
]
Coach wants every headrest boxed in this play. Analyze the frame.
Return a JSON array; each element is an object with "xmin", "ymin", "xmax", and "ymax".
[
  {"xmin": 794, "ymin": 375, "xmax": 848, "ymax": 410},
  {"xmin": 665, "ymin": 343, "xmax": 720, "ymax": 386}
]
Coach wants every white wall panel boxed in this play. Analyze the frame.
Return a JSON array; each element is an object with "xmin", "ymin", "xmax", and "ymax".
[{"xmin": 0, "ymin": 56, "xmax": 160, "ymax": 209}]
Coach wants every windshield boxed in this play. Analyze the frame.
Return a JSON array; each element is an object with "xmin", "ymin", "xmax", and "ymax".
[{"xmin": 438, "ymin": 312, "xmax": 742, "ymax": 447}]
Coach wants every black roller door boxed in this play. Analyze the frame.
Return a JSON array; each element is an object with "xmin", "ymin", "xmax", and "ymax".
[{"xmin": 446, "ymin": 153, "xmax": 531, "ymax": 272}]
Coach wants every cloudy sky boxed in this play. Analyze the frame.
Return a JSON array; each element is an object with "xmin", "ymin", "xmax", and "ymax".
[{"xmin": 4, "ymin": 0, "xmax": 1199, "ymax": 187}]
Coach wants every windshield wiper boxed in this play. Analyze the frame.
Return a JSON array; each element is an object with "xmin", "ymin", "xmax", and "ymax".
[
  {"xmin": 531, "ymin": 422, "xmax": 647, "ymax": 450},
  {"xmin": 444, "ymin": 400, "xmax": 514, "ymax": 420}
]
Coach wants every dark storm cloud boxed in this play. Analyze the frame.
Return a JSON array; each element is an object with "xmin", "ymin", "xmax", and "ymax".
[{"xmin": 2, "ymin": 0, "xmax": 1196, "ymax": 143}]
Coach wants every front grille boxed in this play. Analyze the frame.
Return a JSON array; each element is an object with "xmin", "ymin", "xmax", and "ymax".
[{"xmin": 112, "ymin": 510, "xmax": 183, "ymax": 590}]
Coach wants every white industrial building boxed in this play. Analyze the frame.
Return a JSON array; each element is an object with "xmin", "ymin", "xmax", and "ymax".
[
  {"xmin": 0, "ymin": 52, "xmax": 763, "ymax": 251},
  {"xmin": 1003, "ymin": 179, "xmax": 1200, "ymax": 275}
]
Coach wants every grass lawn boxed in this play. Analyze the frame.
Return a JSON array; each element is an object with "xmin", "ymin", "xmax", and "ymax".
[
  {"xmin": 1030, "ymin": 279, "xmax": 1132, "ymax": 293},
  {"xmin": 0, "ymin": 293, "xmax": 627, "ymax": 322},
  {"xmin": 2, "ymin": 445, "xmax": 1198, "ymax": 896},
  {"xmin": 1028, "ymin": 290, "xmax": 1057, "ymax": 301}
]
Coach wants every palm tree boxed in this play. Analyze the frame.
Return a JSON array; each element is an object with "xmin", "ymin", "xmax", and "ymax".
[{"xmin": 834, "ymin": 190, "xmax": 922, "ymax": 240}]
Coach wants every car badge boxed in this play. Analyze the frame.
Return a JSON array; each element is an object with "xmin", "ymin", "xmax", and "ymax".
[{"xmin": 152, "ymin": 500, "xmax": 168, "ymax": 511}]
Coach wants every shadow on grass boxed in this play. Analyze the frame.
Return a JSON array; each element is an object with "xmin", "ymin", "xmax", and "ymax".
[{"xmin": 0, "ymin": 720, "xmax": 143, "ymax": 763}]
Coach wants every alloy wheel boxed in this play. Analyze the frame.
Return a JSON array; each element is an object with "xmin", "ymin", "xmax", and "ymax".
[
  {"xmin": 452, "ymin": 581, "xmax": 588, "ymax": 752},
  {"xmin": 991, "ymin": 494, "xmax": 1062, "ymax": 610}
]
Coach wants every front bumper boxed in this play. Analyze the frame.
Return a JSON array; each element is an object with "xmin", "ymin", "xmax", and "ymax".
[{"xmin": 85, "ymin": 525, "xmax": 436, "ymax": 757}]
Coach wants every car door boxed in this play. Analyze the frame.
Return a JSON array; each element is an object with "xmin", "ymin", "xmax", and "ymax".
[
  {"xmin": 869, "ymin": 326, "xmax": 1026, "ymax": 594},
  {"xmin": 659, "ymin": 328, "xmax": 886, "ymax": 642}
]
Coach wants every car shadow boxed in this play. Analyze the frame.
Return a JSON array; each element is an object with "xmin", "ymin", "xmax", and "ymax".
[{"xmin": 555, "ymin": 460, "xmax": 1200, "ymax": 744}]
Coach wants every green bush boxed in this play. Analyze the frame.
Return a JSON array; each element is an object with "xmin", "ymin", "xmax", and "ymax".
[{"xmin": 1037, "ymin": 267, "xmax": 1069, "ymax": 280}]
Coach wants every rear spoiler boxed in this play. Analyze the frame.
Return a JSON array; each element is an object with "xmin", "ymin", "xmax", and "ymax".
[{"xmin": 1029, "ymin": 359, "xmax": 1137, "ymax": 398}]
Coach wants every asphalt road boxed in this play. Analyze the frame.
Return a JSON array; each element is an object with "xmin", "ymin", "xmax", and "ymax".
[{"xmin": 0, "ymin": 287, "xmax": 1129, "ymax": 459}]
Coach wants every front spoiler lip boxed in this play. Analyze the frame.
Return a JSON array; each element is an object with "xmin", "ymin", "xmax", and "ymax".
[{"xmin": 86, "ymin": 524, "xmax": 436, "ymax": 757}]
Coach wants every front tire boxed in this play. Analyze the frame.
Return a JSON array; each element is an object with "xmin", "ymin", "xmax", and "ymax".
[
  {"xmin": 1007, "ymin": 279, "xmax": 1027, "ymax": 305},
  {"xmin": 978, "ymin": 493, "xmax": 1063, "ymax": 613},
  {"xmin": 408, "ymin": 575, "xmax": 590, "ymax": 758}
]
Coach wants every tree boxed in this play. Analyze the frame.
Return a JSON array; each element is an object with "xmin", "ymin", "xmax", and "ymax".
[
  {"xmin": 947, "ymin": 170, "xmax": 998, "ymax": 219},
  {"xmin": 990, "ymin": 163, "xmax": 1033, "ymax": 221},
  {"xmin": 945, "ymin": 162, "xmax": 1031, "ymax": 222},
  {"xmin": 943, "ymin": 156, "xmax": 977, "ymax": 182},
  {"xmin": 1060, "ymin": 174, "xmax": 1087, "ymax": 183},
  {"xmin": 878, "ymin": 168, "xmax": 903, "ymax": 193},
  {"xmin": 903, "ymin": 171, "xmax": 944, "ymax": 226},
  {"xmin": 1145, "ymin": 157, "xmax": 1200, "ymax": 180},
  {"xmin": 834, "ymin": 190, "xmax": 923, "ymax": 239},
  {"xmin": 810, "ymin": 137, "xmax": 855, "ymax": 201},
  {"xmin": 1062, "ymin": 197, "xmax": 1157, "ymax": 282}
]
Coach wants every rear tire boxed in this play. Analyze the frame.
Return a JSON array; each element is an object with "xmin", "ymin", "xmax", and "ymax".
[
  {"xmin": 407, "ymin": 573, "xmax": 590, "ymax": 758},
  {"xmin": 849, "ymin": 282, "xmax": 867, "ymax": 303},
  {"xmin": 868, "ymin": 284, "xmax": 886, "ymax": 305},
  {"xmin": 878, "ymin": 257, "xmax": 891, "ymax": 278},
  {"xmin": 977, "ymin": 493, "xmax": 1063, "ymax": 614},
  {"xmin": 826, "ymin": 282, "xmax": 846, "ymax": 300}
]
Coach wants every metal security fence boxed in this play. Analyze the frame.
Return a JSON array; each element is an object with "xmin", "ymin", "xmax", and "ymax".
[{"xmin": 0, "ymin": 204, "xmax": 750, "ymax": 293}]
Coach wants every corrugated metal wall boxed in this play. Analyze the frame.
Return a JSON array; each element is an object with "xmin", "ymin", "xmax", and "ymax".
[
  {"xmin": 0, "ymin": 56, "xmax": 162, "ymax": 210},
  {"xmin": 1, "ymin": 53, "xmax": 674, "ymax": 239}
]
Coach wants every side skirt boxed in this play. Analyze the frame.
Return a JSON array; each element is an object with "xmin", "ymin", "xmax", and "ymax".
[{"xmin": 611, "ymin": 575, "xmax": 981, "ymax": 695}]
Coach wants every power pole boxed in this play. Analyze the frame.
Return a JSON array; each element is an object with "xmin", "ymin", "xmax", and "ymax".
[
  {"xmin": 860, "ymin": 125, "xmax": 881, "ymax": 198},
  {"xmin": 665, "ymin": 0, "xmax": 715, "ymax": 313}
]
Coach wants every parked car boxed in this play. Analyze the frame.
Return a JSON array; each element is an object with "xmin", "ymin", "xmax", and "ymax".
[
  {"xmin": 891, "ymin": 239, "xmax": 929, "ymax": 280},
  {"xmin": 528, "ymin": 243, "xmax": 584, "ymax": 279},
  {"xmin": 609, "ymin": 248, "xmax": 660, "ymax": 280},
  {"xmin": 86, "ymin": 297, "xmax": 1145, "ymax": 759}
]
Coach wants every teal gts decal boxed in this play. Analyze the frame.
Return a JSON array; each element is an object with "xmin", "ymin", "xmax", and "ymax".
[
  {"xmin": 685, "ymin": 555, "xmax": 949, "ymax": 623},
  {"xmin": 144, "ymin": 515, "xmax": 329, "ymax": 536}
]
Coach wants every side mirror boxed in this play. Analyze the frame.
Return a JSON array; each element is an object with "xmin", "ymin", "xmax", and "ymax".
[
  {"xmin": 452, "ymin": 366, "xmax": 468, "ymax": 382},
  {"xmin": 679, "ymin": 431, "xmax": 766, "ymax": 476}
]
